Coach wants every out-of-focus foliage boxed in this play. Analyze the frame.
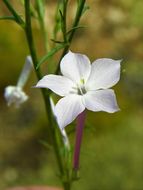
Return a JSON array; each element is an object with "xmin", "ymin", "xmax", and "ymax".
[{"xmin": 0, "ymin": 0, "xmax": 143, "ymax": 189}]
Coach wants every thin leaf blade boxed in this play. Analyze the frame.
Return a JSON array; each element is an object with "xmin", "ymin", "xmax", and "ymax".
[{"xmin": 36, "ymin": 43, "xmax": 68, "ymax": 69}]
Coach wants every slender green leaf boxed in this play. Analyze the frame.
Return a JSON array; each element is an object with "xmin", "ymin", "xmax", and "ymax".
[
  {"xmin": 66, "ymin": 25, "xmax": 87, "ymax": 35},
  {"xmin": 0, "ymin": 15, "xmax": 16, "ymax": 21},
  {"xmin": 59, "ymin": 9, "xmax": 65, "ymax": 35},
  {"xmin": 36, "ymin": 43, "xmax": 68, "ymax": 69},
  {"xmin": 51, "ymin": 39, "xmax": 65, "ymax": 44}
]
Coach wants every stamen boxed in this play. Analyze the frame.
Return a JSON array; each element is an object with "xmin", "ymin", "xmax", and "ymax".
[
  {"xmin": 78, "ymin": 86, "xmax": 83, "ymax": 95},
  {"xmin": 77, "ymin": 84, "xmax": 87, "ymax": 95}
]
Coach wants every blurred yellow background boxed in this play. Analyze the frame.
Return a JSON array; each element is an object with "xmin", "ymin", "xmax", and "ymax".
[{"xmin": 0, "ymin": 0, "xmax": 143, "ymax": 189}]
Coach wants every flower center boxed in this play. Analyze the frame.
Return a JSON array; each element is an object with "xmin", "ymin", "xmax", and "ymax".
[
  {"xmin": 77, "ymin": 85, "xmax": 87, "ymax": 95},
  {"xmin": 70, "ymin": 79, "xmax": 87, "ymax": 95},
  {"xmin": 77, "ymin": 79, "xmax": 87, "ymax": 95}
]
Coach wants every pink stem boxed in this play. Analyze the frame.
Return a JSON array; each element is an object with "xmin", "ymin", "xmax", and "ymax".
[{"xmin": 73, "ymin": 110, "xmax": 86, "ymax": 170}]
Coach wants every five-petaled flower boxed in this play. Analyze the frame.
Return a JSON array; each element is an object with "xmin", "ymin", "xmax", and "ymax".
[{"xmin": 36, "ymin": 51, "xmax": 121, "ymax": 129}]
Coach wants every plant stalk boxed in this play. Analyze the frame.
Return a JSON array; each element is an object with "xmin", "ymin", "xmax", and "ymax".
[{"xmin": 24, "ymin": 0, "xmax": 64, "ymax": 179}]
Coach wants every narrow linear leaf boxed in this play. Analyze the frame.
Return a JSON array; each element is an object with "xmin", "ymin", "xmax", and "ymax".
[
  {"xmin": 36, "ymin": 43, "xmax": 68, "ymax": 69},
  {"xmin": 59, "ymin": 9, "xmax": 64, "ymax": 20},
  {"xmin": 59, "ymin": 9, "xmax": 65, "ymax": 34},
  {"xmin": 66, "ymin": 25, "xmax": 87, "ymax": 35},
  {"xmin": 0, "ymin": 15, "xmax": 16, "ymax": 21},
  {"xmin": 51, "ymin": 39, "xmax": 65, "ymax": 44}
]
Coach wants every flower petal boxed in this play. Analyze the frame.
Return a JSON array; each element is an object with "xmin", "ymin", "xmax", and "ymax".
[
  {"xmin": 55, "ymin": 94, "xmax": 85, "ymax": 129},
  {"xmin": 86, "ymin": 58, "xmax": 121, "ymax": 90},
  {"xmin": 83, "ymin": 89, "xmax": 120, "ymax": 113},
  {"xmin": 60, "ymin": 51, "xmax": 91, "ymax": 84},
  {"xmin": 35, "ymin": 74, "xmax": 76, "ymax": 96}
]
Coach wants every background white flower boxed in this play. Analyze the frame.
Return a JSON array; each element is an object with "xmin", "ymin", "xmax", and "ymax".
[
  {"xmin": 36, "ymin": 51, "xmax": 121, "ymax": 129},
  {"xmin": 4, "ymin": 56, "xmax": 32, "ymax": 108},
  {"xmin": 4, "ymin": 86, "xmax": 28, "ymax": 108}
]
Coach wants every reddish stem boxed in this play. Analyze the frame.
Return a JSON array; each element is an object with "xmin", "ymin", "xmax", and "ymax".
[{"xmin": 73, "ymin": 110, "xmax": 86, "ymax": 170}]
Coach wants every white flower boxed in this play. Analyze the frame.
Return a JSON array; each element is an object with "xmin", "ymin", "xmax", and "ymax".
[
  {"xmin": 4, "ymin": 56, "xmax": 32, "ymax": 108},
  {"xmin": 36, "ymin": 51, "xmax": 121, "ymax": 129},
  {"xmin": 4, "ymin": 86, "xmax": 28, "ymax": 108}
]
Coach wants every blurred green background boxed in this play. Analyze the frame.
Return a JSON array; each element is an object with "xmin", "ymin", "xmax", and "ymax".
[{"xmin": 0, "ymin": 0, "xmax": 143, "ymax": 189}]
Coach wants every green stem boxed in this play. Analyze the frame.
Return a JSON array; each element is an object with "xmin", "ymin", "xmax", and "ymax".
[
  {"xmin": 55, "ymin": 0, "xmax": 86, "ymax": 74},
  {"xmin": 68, "ymin": 0, "xmax": 85, "ymax": 42},
  {"xmin": 36, "ymin": 0, "xmax": 49, "ymax": 52},
  {"xmin": 24, "ymin": 0, "xmax": 64, "ymax": 179},
  {"xmin": 62, "ymin": 0, "xmax": 68, "ymax": 42},
  {"xmin": 24, "ymin": 1, "xmax": 73, "ymax": 189}
]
